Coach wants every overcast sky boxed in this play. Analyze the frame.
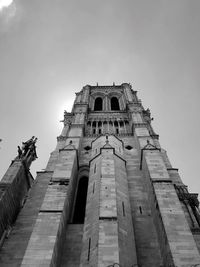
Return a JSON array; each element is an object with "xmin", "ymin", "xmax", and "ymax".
[{"xmin": 0, "ymin": 0, "xmax": 200, "ymax": 196}]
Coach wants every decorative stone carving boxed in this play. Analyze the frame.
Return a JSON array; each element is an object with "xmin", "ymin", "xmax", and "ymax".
[
  {"xmin": 19, "ymin": 136, "xmax": 38, "ymax": 160},
  {"xmin": 142, "ymin": 108, "xmax": 153, "ymax": 123},
  {"xmin": 63, "ymin": 111, "xmax": 73, "ymax": 126}
]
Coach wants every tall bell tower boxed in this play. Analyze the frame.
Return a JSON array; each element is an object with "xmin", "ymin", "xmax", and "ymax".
[{"xmin": 1, "ymin": 83, "xmax": 200, "ymax": 267}]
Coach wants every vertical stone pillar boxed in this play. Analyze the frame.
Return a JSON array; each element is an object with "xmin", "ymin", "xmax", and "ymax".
[
  {"xmin": 80, "ymin": 136, "xmax": 137, "ymax": 267},
  {"xmin": 98, "ymin": 149, "xmax": 119, "ymax": 267},
  {"xmin": 107, "ymin": 120, "xmax": 110, "ymax": 133},
  {"xmin": 21, "ymin": 145, "xmax": 79, "ymax": 267},
  {"xmin": 135, "ymin": 125, "xmax": 200, "ymax": 266},
  {"xmin": 82, "ymin": 85, "xmax": 90, "ymax": 103},
  {"xmin": 122, "ymin": 83, "xmax": 133, "ymax": 102},
  {"xmin": 112, "ymin": 121, "xmax": 115, "ymax": 133},
  {"xmin": 131, "ymin": 110, "xmax": 143, "ymax": 123},
  {"xmin": 123, "ymin": 121, "xmax": 127, "ymax": 134},
  {"xmin": 60, "ymin": 111, "xmax": 73, "ymax": 137},
  {"xmin": 75, "ymin": 92, "xmax": 82, "ymax": 103}
]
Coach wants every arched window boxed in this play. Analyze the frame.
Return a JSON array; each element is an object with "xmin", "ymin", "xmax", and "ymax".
[
  {"xmin": 111, "ymin": 97, "xmax": 120, "ymax": 110},
  {"xmin": 73, "ymin": 176, "xmax": 88, "ymax": 223},
  {"xmin": 92, "ymin": 121, "xmax": 96, "ymax": 134},
  {"xmin": 94, "ymin": 97, "xmax": 103, "ymax": 111}
]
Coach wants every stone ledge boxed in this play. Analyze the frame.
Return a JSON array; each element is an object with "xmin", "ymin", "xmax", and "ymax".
[
  {"xmin": 99, "ymin": 217, "xmax": 117, "ymax": 221},
  {"xmin": 152, "ymin": 179, "xmax": 172, "ymax": 183}
]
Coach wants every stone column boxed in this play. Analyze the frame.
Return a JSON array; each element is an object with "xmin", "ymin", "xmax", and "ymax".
[
  {"xmin": 80, "ymin": 136, "xmax": 137, "ymax": 267},
  {"xmin": 75, "ymin": 92, "xmax": 82, "ymax": 103},
  {"xmin": 107, "ymin": 120, "xmax": 110, "ymax": 133},
  {"xmin": 112, "ymin": 120, "xmax": 115, "ymax": 133},
  {"xmin": 21, "ymin": 145, "xmax": 79, "ymax": 267},
  {"xmin": 98, "ymin": 148, "xmax": 119, "ymax": 266},
  {"xmin": 82, "ymin": 85, "xmax": 90, "ymax": 103},
  {"xmin": 122, "ymin": 83, "xmax": 133, "ymax": 102},
  {"xmin": 123, "ymin": 121, "xmax": 127, "ymax": 134}
]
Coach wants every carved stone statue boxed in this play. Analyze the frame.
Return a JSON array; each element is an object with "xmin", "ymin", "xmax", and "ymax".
[{"xmin": 19, "ymin": 136, "xmax": 38, "ymax": 160}]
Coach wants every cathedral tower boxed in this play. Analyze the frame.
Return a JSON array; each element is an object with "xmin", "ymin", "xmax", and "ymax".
[{"xmin": 0, "ymin": 83, "xmax": 200, "ymax": 267}]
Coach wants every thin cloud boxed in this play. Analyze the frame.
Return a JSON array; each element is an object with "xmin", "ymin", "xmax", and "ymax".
[{"xmin": 0, "ymin": 0, "xmax": 13, "ymax": 11}]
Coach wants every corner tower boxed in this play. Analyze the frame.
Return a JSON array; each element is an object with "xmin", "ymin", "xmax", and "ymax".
[{"xmin": 1, "ymin": 83, "xmax": 200, "ymax": 267}]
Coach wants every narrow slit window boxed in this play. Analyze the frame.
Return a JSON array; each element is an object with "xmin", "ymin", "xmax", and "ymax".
[
  {"xmin": 122, "ymin": 202, "xmax": 125, "ymax": 216},
  {"xmin": 93, "ymin": 182, "xmax": 95, "ymax": 193},
  {"xmin": 87, "ymin": 238, "xmax": 91, "ymax": 261},
  {"xmin": 94, "ymin": 164, "xmax": 96, "ymax": 173},
  {"xmin": 139, "ymin": 206, "xmax": 142, "ymax": 214}
]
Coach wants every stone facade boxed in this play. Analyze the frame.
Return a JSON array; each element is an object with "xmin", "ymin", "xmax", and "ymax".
[{"xmin": 0, "ymin": 83, "xmax": 200, "ymax": 267}]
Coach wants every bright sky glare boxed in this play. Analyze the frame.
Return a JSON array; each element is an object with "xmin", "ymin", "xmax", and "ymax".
[
  {"xmin": 0, "ymin": 0, "xmax": 200, "ymax": 198},
  {"xmin": 0, "ymin": 0, "xmax": 13, "ymax": 10}
]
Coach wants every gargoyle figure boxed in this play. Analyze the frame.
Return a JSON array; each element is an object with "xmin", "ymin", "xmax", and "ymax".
[{"xmin": 21, "ymin": 136, "xmax": 38, "ymax": 159}]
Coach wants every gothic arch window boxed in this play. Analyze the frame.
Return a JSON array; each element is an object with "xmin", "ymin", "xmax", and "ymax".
[
  {"xmin": 111, "ymin": 97, "xmax": 120, "ymax": 110},
  {"xmin": 114, "ymin": 120, "xmax": 119, "ymax": 134},
  {"xmin": 114, "ymin": 121, "xmax": 118, "ymax": 127},
  {"xmin": 98, "ymin": 121, "xmax": 102, "ymax": 127},
  {"xmin": 119, "ymin": 121, "xmax": 123, "ymax": 127},
  {"xmin": 92, "ymin": 121, "xmax": 96, "ymax": 134},
  {"xmin": 94, "ymin": 97, "xmax": 103, "ymax": 111},
  {"xmin": 73, "ymin": 176, "xmax": 89, "ymax": 223}
]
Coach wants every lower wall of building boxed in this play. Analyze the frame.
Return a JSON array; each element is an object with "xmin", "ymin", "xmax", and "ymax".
[
  {"xmin": 0, "ymin": 161, "xmax": 31, "ymax": 240},
  {"xmin": 0, "ymin": 171, "xmax": 52, "ymax": 266}
]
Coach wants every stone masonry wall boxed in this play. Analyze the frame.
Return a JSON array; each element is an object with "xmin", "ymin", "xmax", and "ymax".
[
  {"xmin": 0, "ymin": 171, "xmax": 52, "ymax": 266},
  {"xmin": 21, "ymin": 149, "xmax": 78, "ymax": 267},
  {"xmin": 98, "ymin": 149, "xmax": 119, "ymax": 267},
  {"xmin": 143, "ymin": 149, "xmax": 200, "ymax": 266},
  {"xmin": 115, "ymin": 155, "xmax": 137, "ymax": 266},
  {"xmin": 0, "ymin": 160, "xmax": 33, "ymax": 242},
  {"xmin": 80, "ymin": 155, "xmax": 101, "ymax": 267},
  {"xmin": 123, "ymin": 136, "xmax": 163, "ymax": 266}
]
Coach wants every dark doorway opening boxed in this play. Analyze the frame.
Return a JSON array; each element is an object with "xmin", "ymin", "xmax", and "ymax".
[
  {"xmin": 111, "ymin": 97, "xmax": 120, "ymax": 110},
  {"xmin": 94, "ymin": 97, "xmax": 103, "ymax": 111},
  {"xmin": 73, "ymin": 176, "xmax": 88, "ymax": 224}
]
